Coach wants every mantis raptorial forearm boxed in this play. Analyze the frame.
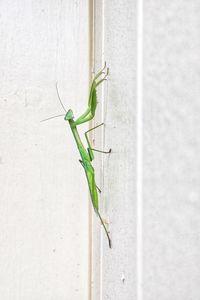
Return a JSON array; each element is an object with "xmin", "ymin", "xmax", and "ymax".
[{"xmin": 42, "ymin": 63, "xmax": 112, "ymax": 248}]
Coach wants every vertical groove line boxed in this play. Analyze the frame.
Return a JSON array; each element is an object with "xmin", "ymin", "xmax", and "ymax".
[
  {"xmin": 88, "ymin": 0, "xmax": 95, "ymax": 299},
  {"xmin": 136, "ymin": 0, "xmax": 143, "ymax": 299},
  {"xmin": 100, "ymin": 0, "xmax": 105, "ymax": 297}
]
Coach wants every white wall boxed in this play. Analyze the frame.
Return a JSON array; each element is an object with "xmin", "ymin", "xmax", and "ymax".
[
  {"xmin": 1, "ymin": 1, "xmax": 200, "ymax": 300},
  {"xmin": 92, "ymin": 1, "xmax": 137, "ymax": 299},
  {"xmin": 0, "ymin": 1, "xmax": 90, "ymax": 299},
  {"xmin": 93, "ymin": 0, "xmax": 200, "ymax": 300},
  {"xmin": 143, "ymin": 1, "xmax": 200, "ymax": 299}
]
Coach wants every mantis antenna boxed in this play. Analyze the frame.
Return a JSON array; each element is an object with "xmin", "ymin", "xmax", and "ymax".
[
  {"xmin": 56, "ymin": 82, "xmax": 67, "ymax": 112},
  {"xmin": 40, "ymin": 114, "xmax": 65, "ymax": 122},
  {"xmin": 40, "ymin": 83, "xmax": 67, "ymax": 122}
]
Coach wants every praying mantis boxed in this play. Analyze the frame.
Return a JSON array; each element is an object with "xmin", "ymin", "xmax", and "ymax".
[{"xmin": 42, "ymin": 63, "xmax": 112, "ymax": 248}]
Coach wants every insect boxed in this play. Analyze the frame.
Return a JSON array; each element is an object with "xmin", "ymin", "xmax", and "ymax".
[{"xmin": 42, "ymin": 63, "xmax": 112, "ymax": 248}]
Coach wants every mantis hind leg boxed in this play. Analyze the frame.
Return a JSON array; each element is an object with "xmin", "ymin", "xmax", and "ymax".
[
  {"xmin": 96, "ymin": 210, "xmax": 112, "ymax": 248},
  {"xmin": 85, "ymin": 123, "xmax": 112, "ymax": 161}
]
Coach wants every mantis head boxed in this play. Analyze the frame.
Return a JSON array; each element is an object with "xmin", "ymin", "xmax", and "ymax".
[{"xmin": 65, "ymin": 109, "xmax": 74, "ymax": 121}]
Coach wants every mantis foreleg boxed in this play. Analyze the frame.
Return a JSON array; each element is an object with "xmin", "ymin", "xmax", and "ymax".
[{"xmin": 73, "ymin": 67, "xmax": 109, "ymax": 126}]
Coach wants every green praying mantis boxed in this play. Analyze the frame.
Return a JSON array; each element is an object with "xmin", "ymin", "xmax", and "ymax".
[{"xmin": 42, "ymin": 63, "xmax": 112, "ymax": 248}]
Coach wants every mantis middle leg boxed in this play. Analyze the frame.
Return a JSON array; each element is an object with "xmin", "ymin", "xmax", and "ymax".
[{"xmin": 85, "ymin": 123, "xmax": 112, "ymax": 161}]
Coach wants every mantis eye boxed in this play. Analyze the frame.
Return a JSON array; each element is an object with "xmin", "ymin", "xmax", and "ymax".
[{"xmin": 65, "ymin": 109, "xmax": 74, "ymax": 120}]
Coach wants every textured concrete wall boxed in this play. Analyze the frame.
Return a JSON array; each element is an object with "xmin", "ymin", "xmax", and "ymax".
[{"xmin": 0, "ymin": 1, "xmax": 90, "ymax": 299}]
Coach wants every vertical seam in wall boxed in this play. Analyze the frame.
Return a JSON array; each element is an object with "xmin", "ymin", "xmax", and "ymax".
[
  {"xmin": 100, "ymin": 2, "xmax": 105, "ymax": 300},
  {"xmin": 88, "ymin": 1, "xmax": 95, "ymax": 299},
  {"xmin": 136, "ymin": 0, "xmax": 143, "ymax": 299}
]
